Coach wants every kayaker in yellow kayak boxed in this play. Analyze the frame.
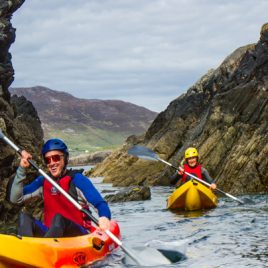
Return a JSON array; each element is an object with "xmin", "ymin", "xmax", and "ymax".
[
  {"xmin": 8, "ymin": 138, "xmax": 111, "ymax": 238},
  {"xmin": 170, "ymin": 147, "xmax": 217, "ymax": 189}
]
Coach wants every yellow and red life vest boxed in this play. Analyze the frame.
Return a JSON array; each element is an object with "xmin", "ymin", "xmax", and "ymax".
[{"xmin": 182, "ymin": 163, "xmax": 202, "ymax": 183}]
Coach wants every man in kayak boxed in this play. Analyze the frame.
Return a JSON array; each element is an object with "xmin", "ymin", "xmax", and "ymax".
[
  {"xmin": 170, "ymin": 147, "xmax": 217, "ymax": 189},
  {"xmin": 8, "ymin": 138, "xmax": 111, "ymax": 237}
]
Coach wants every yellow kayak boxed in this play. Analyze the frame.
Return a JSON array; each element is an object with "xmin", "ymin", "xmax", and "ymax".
[
  {"xmin": 167, "ymin": 180, "xmax": 218, "ymax": 211},
  {"xmin": 0, "ymin": 220, "xmax": 120, "ymax": 268}
]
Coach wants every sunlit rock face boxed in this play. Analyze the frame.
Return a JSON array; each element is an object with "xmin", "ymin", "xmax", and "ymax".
[{"xmin": 92, "ymin": 23, "xmax": 268, "ymax": 194}]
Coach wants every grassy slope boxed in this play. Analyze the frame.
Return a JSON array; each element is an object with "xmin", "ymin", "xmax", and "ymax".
[{"xmin": 46, "ymin": 125, "xmax": 134, "ymax": 154}]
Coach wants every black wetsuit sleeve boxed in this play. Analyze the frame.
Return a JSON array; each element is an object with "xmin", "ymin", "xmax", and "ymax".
[
  {"xmin": 201, "ymin": 167, "xmax": 215, "ymax": 184},
  {"xmin": 170, "ymin": 171, "xmax": 182, "ymax": 185}
]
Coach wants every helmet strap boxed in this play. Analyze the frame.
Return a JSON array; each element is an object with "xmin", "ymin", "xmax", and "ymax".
[{"xmin": 64, "ymin": 154, "xmax": 69, "ymax": 167}]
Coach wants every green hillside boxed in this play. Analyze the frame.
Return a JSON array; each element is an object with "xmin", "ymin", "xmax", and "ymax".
[
  {"xmin": 46, "ymin": 126, "xmax": 133, "ymax": 155},
  {"xmin": 10, "ymin": 86, "xmax": 157, "ymax": 155}
]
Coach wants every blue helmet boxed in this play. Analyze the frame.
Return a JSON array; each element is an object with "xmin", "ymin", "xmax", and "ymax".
[{"xmin": 42, "ymin": 138, "xmax": 69, "ymax": 156}]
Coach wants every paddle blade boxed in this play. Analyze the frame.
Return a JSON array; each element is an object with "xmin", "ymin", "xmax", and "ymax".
[
  {"xmin": 128, "ymin": 145, "xmax": 159, "ymax": 161},
  {"xmin": 123, "ymin": 247, "xmax": 172, "ymax": 266},
  {"xmin": 242, "ymin": 197, "xmax": 255, "ymax": 205},
  {"xmin": 157, "ymin": 249, "xmax": 186, "ymax": 263}
]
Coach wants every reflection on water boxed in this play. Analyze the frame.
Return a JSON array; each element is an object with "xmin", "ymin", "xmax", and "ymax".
[
  {"xmin": 90, "ymin": 181, "xmax": 268, "ymax": 268},
  {"xmin": 169, "ymin": 209, "xmax": 210, "ymax": 218}
]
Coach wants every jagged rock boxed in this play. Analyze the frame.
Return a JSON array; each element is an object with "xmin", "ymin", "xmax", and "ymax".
[
  {"xmin": 105, "ymin": 186, "xmax": 151, "ymax": 203},
  {"xmin": 69, "ymin": 150, "xmax": 112, "ymax": 166},
  {"xmin": 91, "ymin": 23, "xmax": 268, "ymax": 194},
  {"xmin": 0, "ymin": 0, "xmax": 44, "ymax": 232}
]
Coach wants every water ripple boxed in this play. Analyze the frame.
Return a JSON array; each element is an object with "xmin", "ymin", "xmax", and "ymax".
[{"xmin": 89, "ymin": 183, "xmax": 268, "ymax": 268}]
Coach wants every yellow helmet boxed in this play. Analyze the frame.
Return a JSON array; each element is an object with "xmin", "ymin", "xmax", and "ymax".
[{"xmin": 184, "ymin": 147, "xmax": 198, "ymax": 159}]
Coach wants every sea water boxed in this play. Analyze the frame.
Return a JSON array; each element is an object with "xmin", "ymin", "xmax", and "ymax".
[{"xmin": 89, "ymin": 176, "xmax": 267, "ymax": 268}]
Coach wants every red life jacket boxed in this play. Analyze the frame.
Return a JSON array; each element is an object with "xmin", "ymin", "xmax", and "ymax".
[
  {"xmin": 182, "ymin": 163, "xmax": 202, "ymax": 183},
  {"xmin": 43, "ymin": 174, "xmax": 92, "ymax": 230}
]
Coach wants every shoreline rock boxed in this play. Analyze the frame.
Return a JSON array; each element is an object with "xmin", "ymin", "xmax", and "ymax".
[
  {"xmin": 105, "ymin": 186, "xmax": 151, "ymax": 203},
  {"xmin": 68, "ymin": 150, "xmax": 112, "ymax": 166}
]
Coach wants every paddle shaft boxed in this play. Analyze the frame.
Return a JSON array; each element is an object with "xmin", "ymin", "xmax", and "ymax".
[
  {"xmin": 0, "ymin": 130, "xmax": 141, "ymax": 265},
  {"xmin": 157, "ymin": 157, "xmax": 245, "ymax": 204},
  {"xmin": 128, "ymin": 146, "xmax": 245, "ymax": 205}
]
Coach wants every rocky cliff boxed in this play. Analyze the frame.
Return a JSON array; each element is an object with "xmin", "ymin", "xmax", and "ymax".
[
  {"xmin": 0, "ymin": 0, "xmax": 44, "ymax": 232},
  {"xmin": 91, "ymin": 24, "xmax": 268, "ymax": 195}
]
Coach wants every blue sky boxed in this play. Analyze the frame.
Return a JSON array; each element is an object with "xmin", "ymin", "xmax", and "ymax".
[{"xmin": 10, "ymin": 0, "xmax": 268, "ymax": 112}]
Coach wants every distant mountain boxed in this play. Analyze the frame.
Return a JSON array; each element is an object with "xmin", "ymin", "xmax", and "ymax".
[{"xmin": 10, "ymin": 86, "xmax": 157, "ymax": 152}]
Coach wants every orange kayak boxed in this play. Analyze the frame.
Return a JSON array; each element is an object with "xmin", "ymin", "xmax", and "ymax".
[{"xmin": 0, "ymin": 220, "xmax": 120, "ymax": 268}]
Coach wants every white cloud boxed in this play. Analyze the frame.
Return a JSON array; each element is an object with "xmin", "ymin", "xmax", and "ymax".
[{"xmin": 10, "ymin": 0, "xmax": 268, "ymax": 112}]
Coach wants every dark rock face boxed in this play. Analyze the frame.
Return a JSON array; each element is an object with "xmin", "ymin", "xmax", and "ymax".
[
  {"xmin": 0, "ymin": 0, "xmax": 44, "ymax": 232},
  {"xmin": 10, "ymin": 95, "xmax": 44, "ymax": 152},
  {"xmin": 0, "ymin": 0, "xmax": 23, "ymax": 101},
  {"xmin": 92, "ymin": 24, "xmax": 268, "ymax": 194},
  {"xmin": 105, "ymin": 186, "xmax": 151, "ymax": 203}
]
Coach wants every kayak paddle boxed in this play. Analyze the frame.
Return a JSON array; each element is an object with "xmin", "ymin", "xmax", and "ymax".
[
  {"xmin": 0, "ymin": 130, "xmax": 178, "ymax": 266},
  {"xmin": 128, "ymin": 145, "xmax": 254, "ymax": 205}
]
